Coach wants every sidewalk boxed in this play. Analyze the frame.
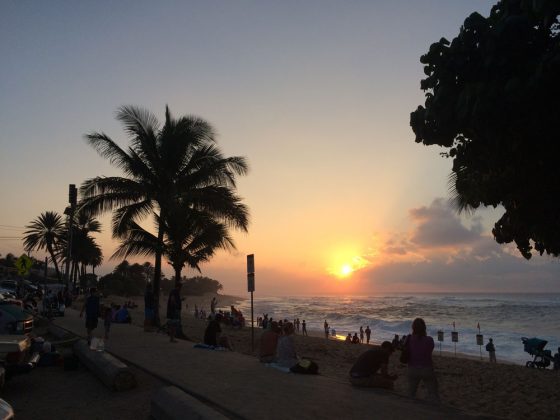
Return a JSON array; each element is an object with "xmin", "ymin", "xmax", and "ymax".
[{"xmin": 54, "ymin": 309, "xmax": 489, "ymax": 420}]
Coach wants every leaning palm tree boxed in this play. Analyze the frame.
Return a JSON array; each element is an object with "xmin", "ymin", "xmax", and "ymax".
[
  {"xmin": 23, "ymin": 211, "xmax": 64, "ymax": 281},
  {"xmin": 80, "ymin": 105, "xmax": 249, "ymax": 325}
]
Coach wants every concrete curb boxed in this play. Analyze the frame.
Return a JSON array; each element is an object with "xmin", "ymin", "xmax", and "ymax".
[
  {"xmin": 73, "ymin": 339, "xmax": 136, "ymax": 391},
  {"xmin": 151, "ymin": 386, "xmax": 229, "ymax": 420}
]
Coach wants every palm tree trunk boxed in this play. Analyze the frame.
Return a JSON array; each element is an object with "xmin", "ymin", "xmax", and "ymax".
[
  {"xmin": 47, "ymin": 245, "xmax": 61, "ymax": 282},
  {"xmin": 152, "ymin": 224, "xmax": 164, "ymax": 327}
]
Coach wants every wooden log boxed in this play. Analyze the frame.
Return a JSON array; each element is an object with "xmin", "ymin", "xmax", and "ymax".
[{"xmin": 73, "ymin": 339, "xmax": 136, "ymax": 391}]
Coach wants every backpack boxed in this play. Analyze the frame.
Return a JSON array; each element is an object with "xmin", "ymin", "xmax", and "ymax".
[{"xmin": 290, "ymin": 359, "xmax": 319, "ymax": 374}]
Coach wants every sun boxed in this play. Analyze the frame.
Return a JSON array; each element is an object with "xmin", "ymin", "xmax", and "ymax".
[{"xmin": 340, "ymin": 264, "xmax": 353, "ymax": 277}]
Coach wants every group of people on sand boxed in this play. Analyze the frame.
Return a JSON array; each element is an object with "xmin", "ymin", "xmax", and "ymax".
[
  {"xmin": 344, "ymin": 325, "xmax": 372, "ymax": 344},
  {"xmin": 350, "ymin": 317, "xmax": 440, "ymax": 403},
  {"xmin": 258, "ymin": 315, "xmax": 308, "ymax": 336},
  {"xmin": 258, "ymin": 320, "xmax": 316, "ymax": 373}
]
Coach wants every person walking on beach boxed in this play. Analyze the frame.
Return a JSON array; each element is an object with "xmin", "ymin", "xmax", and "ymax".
[
  {"xmin": 324, "ymin": 320, "xmax": 329, "ymax": 339},
  {"xmin": 80, "ymin": 287, "xmax": 100, "ymax": 346},
  {"xmin": 349, "ymin": 341, "xmax": 397, "ymax": 389},
  {"xmin": 167, "ymin": 282, "xmax": 182, "ymax": 343},
  {"xmin": 405, "ymin": 318, "xmax": 440, "ymax": 403},
  {"xmin": 365, "ymin": 326, "xmax": 371, "ymax": 344},
  {"xmin": 360, "ymin": 326, "xmax": 364, "ymax": 343},
  {"xmin": 486, "ymin": 338, "xmax": 497, "ymax": 363},
  {"xmin": 302, "ymin": 320, "xmax": 308, "ymax": 336}
]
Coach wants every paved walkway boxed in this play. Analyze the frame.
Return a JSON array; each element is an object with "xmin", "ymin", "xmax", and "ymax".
[{"xmin": 54, "ymin": 309, "xmax": 489, "ymax": 420}]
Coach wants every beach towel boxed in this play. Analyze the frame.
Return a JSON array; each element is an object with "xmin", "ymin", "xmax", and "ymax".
[
  {"xmin": 265, "ymin": 363, "xmax": 291, "ymax": 373},
  {"xmin": 193, "ymin": 343, "xmax": 228, "ymax": 351}
]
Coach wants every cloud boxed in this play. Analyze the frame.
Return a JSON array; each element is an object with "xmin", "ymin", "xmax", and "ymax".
[
  {"xmin": 409, "ymin": 198, "xmax": 482, "ymax": 248},
  {"xmin": 358, "ymin": 198, "xmax": 560, "ymax": 292}
]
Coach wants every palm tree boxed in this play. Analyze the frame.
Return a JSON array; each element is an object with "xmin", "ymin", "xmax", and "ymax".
[
  {"xmin": 113, "ymin": 207, "xmax": 235, "ymax": 283},
  {"xmin": 80, "ymin": 105, "xmax": 249, "ymax": 325},
  {"xmin": 23, "ymin": 211, "xmax": 64, "ymax": 281}
]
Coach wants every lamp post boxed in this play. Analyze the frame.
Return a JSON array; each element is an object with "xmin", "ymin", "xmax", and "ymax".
[{"xmin": 64, "ymin": 184, "xmax": 77, "ymax": 286}]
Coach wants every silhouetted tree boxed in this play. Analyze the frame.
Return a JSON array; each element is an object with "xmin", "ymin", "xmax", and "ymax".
[
  {"xmin": 81, "ymin": 105, "xmax": 249, "ymax": 324},
  {"xmin": 23, "ymin": 211, "xmax": 64, "ymax": 280},
  {"xmin": 411, "ymin": 0, "xmax": 560, "ymax": 259}
]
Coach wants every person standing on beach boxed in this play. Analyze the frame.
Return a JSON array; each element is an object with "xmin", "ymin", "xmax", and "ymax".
[
  {"xmin": 80, "ymin": 287, "xmax": 100, "ymax": 346},
  {"xmin": 144, "ymin": 283, "xmax": 155, "ymax": 331},
  {"xmin": 365, "ymin": 326, "xmax": 371, "ymax": 344},
  {"xmin": 324, "ymin": 320, "xmax": 329, "ymax": 339},
  {"xmin": 360, "ymin": 326, "xmax": 364, "ymax": 343},
  {"xmin": 406, "ymin": 318, "xmax": 440, "ymax": 403},
  {"xmin": 210, "ymin": 297, "xmax": 217, "ymax": 314},
  {"xmin": 486, "ymin": 338, "xmax": 497, "ymax": 363},
  {"xmin": 166, "ymin": 282, "xmax": 182, "ymax": 343},
  {"xmin": 349, "ymin": 341, "xmax": 397, "ymax": 389},
  {"xmin": 302, "ymin": 320, "xmax": 308, "ymax": 336}
]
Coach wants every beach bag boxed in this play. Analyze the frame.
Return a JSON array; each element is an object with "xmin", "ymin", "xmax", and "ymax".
[
  {"xmin": 400, "ymin": 337, "xmax": 410, "ymax": 364},
  {"xmin": 290, "ymin": 359, "xmax": 319, "ymax": 374}
]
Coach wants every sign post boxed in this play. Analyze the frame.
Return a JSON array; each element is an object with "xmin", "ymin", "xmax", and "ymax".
[
  {"xmin": 476, "ymin": 322, "xmax": 483, "ymax": 360},
  {"xmin": 437, "ymin": 330, "xmax": 444, "ymax": 356},
  {"xmin": 247, "ymin": 254, "xmax": 255, "ymax": 352}
]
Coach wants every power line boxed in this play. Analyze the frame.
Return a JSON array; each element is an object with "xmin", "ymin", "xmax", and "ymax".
[{"xmin": 0, "ymin": 224, "xmax": 25, "ymax": 229}]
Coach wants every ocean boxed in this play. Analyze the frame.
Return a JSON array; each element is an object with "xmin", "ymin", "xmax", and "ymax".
[{"xmin": 235, "ymin": 293, "xmax": 560, "ymax": 365}]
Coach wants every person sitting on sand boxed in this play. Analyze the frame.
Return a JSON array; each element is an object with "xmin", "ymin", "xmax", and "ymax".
[
  {"xmin": 553, "ymin": 347, "xmax": 560, "ymax": 371},
  {"xmin": 276, "ymin": 322, "xmax": 298, "ymax": 369},
  {"xmin": 349, "ymin": 341, "xmax": 397, "ymax": 389},
  {"xmin": 204, "ymin": 314, "xmax": 222, "ymax": 346},
  {"xmin": 115, "ymin": 305, "xmax": 131, "ymax": 323},
  {"xmin": 346, "ymin": 333, "xmax": 352, "ymax": 343},
  {"xmin": 352, "ymin": 333, "xmax": 360, "ymax": 344},
  {"xmin": 259, "ymin": 321, "xmax": 281, "ymax": 362},
  {"xmin": 406, "ymin": 318, "xmax": 440, "ymax": 403}
]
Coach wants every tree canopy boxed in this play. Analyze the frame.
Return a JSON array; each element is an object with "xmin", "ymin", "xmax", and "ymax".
[{"xmin": 410, "ymin": 0, "xmax": 560, "ymax": 259}]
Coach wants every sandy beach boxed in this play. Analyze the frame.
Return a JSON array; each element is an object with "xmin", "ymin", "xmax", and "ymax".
[{"xmin": 91, "ymin": 292, "xmax": 560, "ymax": 420}]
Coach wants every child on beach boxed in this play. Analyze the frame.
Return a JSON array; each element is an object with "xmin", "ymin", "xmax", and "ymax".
[{"xmin": 486, "ymin": 338, "xmax": 497, "ymax": 363}]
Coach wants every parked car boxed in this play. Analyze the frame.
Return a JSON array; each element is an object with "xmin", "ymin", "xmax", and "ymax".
[
  {"xmin": 0, "ymin": 282, "xmax": 17, "ymax": 296},
  {"xmin": 0, "ymin": 303, "xmax": 33, "ymax": 335},
  {"xmin": 0, "ymin": 398, "xmax": 14, "ymax": 419}
]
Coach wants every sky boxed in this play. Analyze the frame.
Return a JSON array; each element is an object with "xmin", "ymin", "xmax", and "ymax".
[{"xmin": 2, "ymin": 0, "xmax": 560, "ymax": 296}]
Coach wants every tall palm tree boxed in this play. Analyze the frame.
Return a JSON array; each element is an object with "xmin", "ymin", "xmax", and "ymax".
[
  {"xmin": 23, "ymin": 211, "xmax": 64, "ymax": 281},
  {"xmin": 80, "ymin": 105, "xmax": 249, "ymax": 325}
]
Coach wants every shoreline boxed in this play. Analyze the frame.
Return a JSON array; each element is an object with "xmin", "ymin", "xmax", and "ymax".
[{"xmin": 86, "ymin": 292, "xmax": 560, "ymax": 419}]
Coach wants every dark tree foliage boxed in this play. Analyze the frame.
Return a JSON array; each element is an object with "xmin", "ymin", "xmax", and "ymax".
[
  {"xmin": 98, "ymin": 260, "xmax": 152, "ymax": 296},
  {"xmin": 410, "ymin": 0, "xmax": 560, "ymax": 259},
  {"xmin": 160, "ymin": 275, "xmax": 223, "ymax": 296}
]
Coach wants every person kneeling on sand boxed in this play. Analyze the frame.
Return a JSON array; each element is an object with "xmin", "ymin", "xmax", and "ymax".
[
  {"xmin": 204, "ymin": 314, "xmax": 234, "ymax": 350},
  {"xmin": 259, "ymin": 321, "xmax": 281, "ymax": 362},
  {"xmin": 349, "ymin": 341, "xmax": 397, "ymax": 389}
]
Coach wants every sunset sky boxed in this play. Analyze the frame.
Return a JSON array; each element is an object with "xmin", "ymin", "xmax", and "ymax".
[{"xmin": 2, "ymin": 1, "xmax": 560, "ymax": 296}]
